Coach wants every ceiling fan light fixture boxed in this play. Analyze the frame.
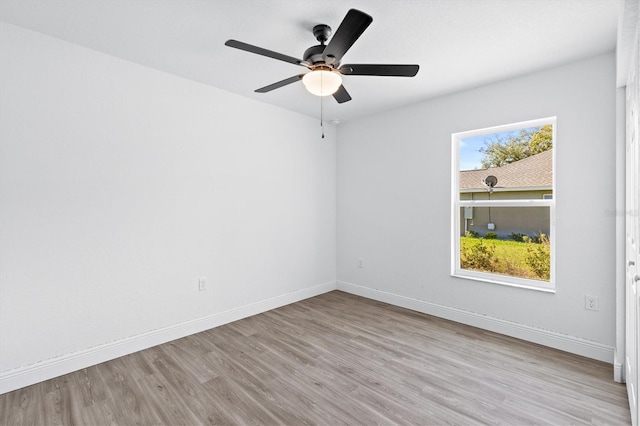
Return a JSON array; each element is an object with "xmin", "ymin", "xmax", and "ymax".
[
  {"xmin": 226, "ymin": 9, "xmax": 418, "ymax": 105},
  {"xmin": 302, "ymin": 69, "xmax": 342, "ymax": 96}
]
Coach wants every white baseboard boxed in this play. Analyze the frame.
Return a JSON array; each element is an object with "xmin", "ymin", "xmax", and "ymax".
[
  {"xmin": 2, "ymin": 279, "xmax": 615, "ymax": 395},
  {"xmin": 337, "ymin": 280, "xmax": 614, "ymax": 363},
  {"xmin": 614, "ymin": 349, "xmax": 625, "ymax": 383},
  {"xmin": 614, "ymin": 361, "xmax": 624, "ymax": 383},
  {"xmin": 0, "ymin": 281, "xmax": 336, "ymax": 395}
]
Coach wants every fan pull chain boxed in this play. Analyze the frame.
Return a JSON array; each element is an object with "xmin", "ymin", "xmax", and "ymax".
[
  {"xmin": 320, "ymin": 94, "xmax": 325, "ymax": 139},
  {"xmin": 320, "ymin": 73, "xmax": 325, "ymax": 138}
]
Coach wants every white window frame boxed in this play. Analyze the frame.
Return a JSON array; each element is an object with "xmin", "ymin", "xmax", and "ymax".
[{"xmin": 451, "ymin": 117, "xmax": 556, "ymax": 292}]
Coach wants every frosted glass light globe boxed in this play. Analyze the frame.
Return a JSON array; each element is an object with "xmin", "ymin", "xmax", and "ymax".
[{"xmin": 302, "ymin": 70, "xmax": 342, "ymax": 96}]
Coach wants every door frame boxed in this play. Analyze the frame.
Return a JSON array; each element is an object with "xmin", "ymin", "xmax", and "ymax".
[{"xmin": 616, "ymin": 2, "xmax": 639, "ymax": 424}]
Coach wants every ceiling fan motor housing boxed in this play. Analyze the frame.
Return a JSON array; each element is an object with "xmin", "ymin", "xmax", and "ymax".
[
  {"xmin": 305, "ymin": 24, "xmax": 337, "ymax": 66},
  {"xmin": 304, "ymin": 44, "xmax": 333, "ymax": 66}
]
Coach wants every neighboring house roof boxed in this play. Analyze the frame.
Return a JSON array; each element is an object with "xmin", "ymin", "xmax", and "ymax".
[{"xmin": 460, "ymin": 149, "xmax": 552, "ymax": 191}]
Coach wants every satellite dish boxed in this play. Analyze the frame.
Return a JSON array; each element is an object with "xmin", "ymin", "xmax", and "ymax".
[{"xmin": 484, "ymin": 175, "xmax": 498, "ymax": 188}]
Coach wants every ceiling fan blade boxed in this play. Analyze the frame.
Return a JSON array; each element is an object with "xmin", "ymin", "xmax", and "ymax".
[
  {"xmin": 332, "ymin": 85, "xmax": 352, "ymax": 103},
  {"xmin": 322, "ymin": 9, "xmax": 372, "ymax": 64},
  {"xmin": 225, "ymin": 40, "xmax": 308, "ymax": 67},
  {"xmin": 255, "ymin": 74, "xmax": 304, "ymax": 93},
  {"xmin": 339, "ymin": 64, "xmax": 419, "ymax": 77}
]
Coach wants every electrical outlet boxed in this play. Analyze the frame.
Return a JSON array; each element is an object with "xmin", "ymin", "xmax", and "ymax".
[
  {"xmin": 585, "ymin": 295, "xmax": 599, "ymax": 311},
  {"xmin": 198, "ymin": 277, "xmax": 207, "ymax": 291}
]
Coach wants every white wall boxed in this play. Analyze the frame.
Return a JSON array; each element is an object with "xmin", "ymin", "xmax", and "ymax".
[
  {"xmin": 337, "ymin": 53, "xmax": 617, "ymax": 354},
  {"xmin": 0, "ymin": 23, "xmax": 336, "ymax": 379},
  {"xmin": 0, "ymin": 20, "xmax": 618, "ymax": 393}
]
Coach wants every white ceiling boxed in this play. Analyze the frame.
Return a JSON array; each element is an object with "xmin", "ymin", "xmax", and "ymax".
[{"xmin": 0, "ymin": 0, "xmax": 622, "ymax": 124}]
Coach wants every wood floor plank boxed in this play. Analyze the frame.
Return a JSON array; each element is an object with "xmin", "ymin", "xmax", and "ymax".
[
  {"xmin": 202, "ymin": 375, "xmax": 280, "ymax": 425},
  {"xmin": 69, "ymin": 366, "xmax": 108, "ymax": 408},
  {"xmin": 0, "ymin": 291, "xmax": 631, "ymax": 425}
]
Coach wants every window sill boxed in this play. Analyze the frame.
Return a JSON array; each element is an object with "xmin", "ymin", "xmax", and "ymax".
[{"xmin": 452, "ymin": 270, "xmax": 556, "ymax": 293}]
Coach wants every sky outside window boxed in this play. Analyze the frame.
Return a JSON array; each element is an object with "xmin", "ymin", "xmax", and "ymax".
[{"xmin": 459, "ymin": 127, "xmax": 541, "ymax": 171}]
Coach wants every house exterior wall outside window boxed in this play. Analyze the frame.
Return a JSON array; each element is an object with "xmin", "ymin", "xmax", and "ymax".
[
  {"xmin": 459, "ymin": 149, "xmax": 552, "ymax": 238},
  {"xmin": 459, "ymin": 206, "xmax": 550, "ymax": 238}
]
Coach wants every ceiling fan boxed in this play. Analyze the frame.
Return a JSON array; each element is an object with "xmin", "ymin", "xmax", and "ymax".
[{"xmin": 225, "ymin": 8, "xmax": 419, "ymax": 104}]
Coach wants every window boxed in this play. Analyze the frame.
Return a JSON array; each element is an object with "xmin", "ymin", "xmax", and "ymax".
[{"xmin": 451, "ymin": 117, "xmax": 556, "ymax": 291}]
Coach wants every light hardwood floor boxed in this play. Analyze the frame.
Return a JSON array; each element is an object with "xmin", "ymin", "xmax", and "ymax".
[{"xmin": 0, "ymin": 291, "xmax": 631, "ymax": 425}]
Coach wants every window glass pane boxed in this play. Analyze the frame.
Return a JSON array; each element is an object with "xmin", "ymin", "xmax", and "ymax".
[
  {"xmin": 453, "ymin": 118, "xmax": 555, "ymax": 289},
  {"xmin": 459, "ymin": 124, "xmax": 553, "ymax": 201},
  {"xmin": 459, "ymin": 206, "xmax": 551, "ymax": 282}
]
